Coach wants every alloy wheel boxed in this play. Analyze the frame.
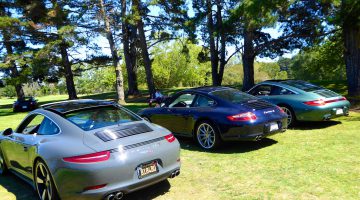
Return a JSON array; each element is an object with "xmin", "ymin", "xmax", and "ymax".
[
  {"xmin": 35, "ymin": 162, "xmax": 54, "ymax": 200},
  {"xmin": 196, "ymin": 123, "xmax": 216, "ymax": 149},
  {"xmin": 281, "ymin": 106, "xmax": 293, "ymax": 126}
]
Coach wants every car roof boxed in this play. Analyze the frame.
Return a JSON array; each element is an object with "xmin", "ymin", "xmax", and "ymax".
[
  {"xmin": 41, "ymin": 99, "xmax": 116, "ymax": 114},
  {"xmin": 183, "ymin": 86, "xmax": 235, "ymax": 94}
]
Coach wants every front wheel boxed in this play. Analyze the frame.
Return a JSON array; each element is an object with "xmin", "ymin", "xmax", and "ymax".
[
  {"xmin": 34, "ymin": 160, "xmax": 59, "ymax": 200},
  {"xmin": 195, "ymin": 121, "xmax": 222, "ymax": 150}
]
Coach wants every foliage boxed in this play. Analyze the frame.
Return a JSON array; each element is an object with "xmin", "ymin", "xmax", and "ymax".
[
  {"xmin": 0, "ymin": 85, "xmax": 16, "ymax": 98},
  {"xmin": 150, "ymin": 41, "xmax": 211, "ymax": 88},
  {"xmin": 279, "ymin": 35, "xmax": 346, "ymax": 81}
]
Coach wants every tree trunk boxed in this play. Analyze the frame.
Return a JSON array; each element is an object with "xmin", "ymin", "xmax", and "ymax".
[
  {"xmin": 343, "ymin": 18, "xmax": 360, "ymax": 96},
  {"xmin": 206, "ymin": 0, "xmax": 219, "ymax": 86},
  {"xmin": 100, "ymin": 0, "xmax": 125, "ymax": 103},
  {"xmin": 216, "ymin": 0, "xmax": 226, "ymax": 86},
  {"xmin": 59, "ymin": 42, "xmax": 77, "ymax": 99},
  {"xmin": 242, "ymin": 29, "xmax": 255, "ymax": 91},
  {"xmin": 133, "ymin": 0, "xmax": 156, "ymax": 95},
  {"xmin": 121, "ymin": 0, "xmax": 139, "ymax": 96}
]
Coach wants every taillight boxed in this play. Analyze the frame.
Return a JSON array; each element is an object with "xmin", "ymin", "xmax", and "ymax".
[
  {"xmin": 276, "ymin": 106, "xmax": 285, "ymax": 113},
  {"xmin": 304, "ymin": 99, "xmax": 326, "ymax": 106},
  {"xmin": 164, "ymin": 133, "xmax": 176, "ymax": 143},
  {"xmin": 83, "ymin": 184, "xmax": 107, "ymax": 191},
  {"xmin": 227, "ymin": 112, "xmax": 257, "ymax": 121},
  {"xmin": 325, "ymin": 97, "xmax": 347, "ymax": 104},
  {"xmin": 63, "ymin": 151, "xmax": 110, "ymax": 163}
]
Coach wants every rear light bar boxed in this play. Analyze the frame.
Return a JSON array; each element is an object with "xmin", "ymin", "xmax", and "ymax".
[
  {"xmin": 304, "ymin": 97, "xmax": 347, "ymax": 106},
  {"xmin": 227, "ymin": 112, "xmax": 257, "ymax": 121},
  {"xmin": 164, "ymin": 133, "xmax": 176, "ymax": 143},
  {"xmin": 63, "ymin": 151, "xmax": 110, "ymax": 163}
]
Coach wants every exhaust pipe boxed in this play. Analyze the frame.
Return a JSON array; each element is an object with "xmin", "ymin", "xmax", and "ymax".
[
  {"xmin": 175, "ymin": 170, "xmax": 180, "ymax": 177},
  {"xmin": 106, "ymin": 191, "xmax": 124, "ymax": 200},
  {"xmin": 114, "ymin": 192, "xmax": 124, "ymax": 200},
  {"xmin": 106, "ymin": 194, "xmax": 114, "ymax": 200},
  {"xmin": 255, "ymin": 135, "xmax": 263, "ymax": 141}
]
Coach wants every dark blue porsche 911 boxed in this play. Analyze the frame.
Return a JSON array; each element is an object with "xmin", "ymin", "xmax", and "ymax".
[{"xmin": 138, "ymin": 87, "xmax": 288, "ymax": 150}]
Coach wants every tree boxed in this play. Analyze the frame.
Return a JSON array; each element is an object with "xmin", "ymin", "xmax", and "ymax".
[
  {"xmin": 0, "ymin": 1, "xmax": 26, "ymax": 99},
  {"xmin": 340, "ymin": 0, "xmax": 360, "ymax": 96},
  {"xmin": 98, "ymin": 0, "xmax": 125, "ymax": 103}
]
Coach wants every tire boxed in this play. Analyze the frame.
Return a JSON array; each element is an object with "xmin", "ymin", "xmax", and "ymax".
[
  {"xmin": 0, "ymin": 151, "xmax": 9, "ymax": 175},
  {"xmin": 279, "ymin": 105, "xmax": 296, "ymax": 127},
  {"xmin": 34, "ymin": 160, "xmax": 59, "ymax": 200},
  {"xmin": 195, "ymin": 121, "xmax": 222, "ymax": 150}
]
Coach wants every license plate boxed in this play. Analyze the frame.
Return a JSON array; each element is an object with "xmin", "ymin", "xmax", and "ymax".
[
  {"xmin": 137, "ymin": 161, "xmax": 158, "ymax": 179},
  {"xmin": 336, "ymin": 109, "xmax": 343, "ymax": 115},
  {"xmin": 269, "ymin": 123, "xmax": 279, "ymax": 132},
  {"xmin": 22, "ymin": 106, "xmax": 27, "ymax": 109}
]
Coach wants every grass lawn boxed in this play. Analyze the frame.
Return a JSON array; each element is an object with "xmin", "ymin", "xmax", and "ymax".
[{"xmin": 0, "ymin": 91, "xmax": 359, "ymax": 200}]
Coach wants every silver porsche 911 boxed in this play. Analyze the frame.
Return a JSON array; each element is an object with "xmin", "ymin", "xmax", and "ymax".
[{"xmin": 0, "ymin": 100, "xmax": 181, "ymax": 200}]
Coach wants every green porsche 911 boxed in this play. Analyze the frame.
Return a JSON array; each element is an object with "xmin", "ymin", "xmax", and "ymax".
[{"xmin": 248, "ymin": 80, "xmax": 350, "ymax": 126}]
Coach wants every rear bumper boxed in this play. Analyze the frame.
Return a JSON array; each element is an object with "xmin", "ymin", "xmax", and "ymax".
[
  {"xmin": 296, "ymin": 101, "xmax": 350, "ymax": 121},
  {"xmin": 219, "ymin": 118, "xmax": 287, "ymax": 141},
  {"xmin": 52, "ymin": 140, "xmax": 181, "ymax": 200}
]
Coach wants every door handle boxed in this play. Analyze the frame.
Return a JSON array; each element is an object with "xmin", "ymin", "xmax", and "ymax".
[{"xmin": 23, "ymin": 146, "xmax": 28, "ymax": 152}]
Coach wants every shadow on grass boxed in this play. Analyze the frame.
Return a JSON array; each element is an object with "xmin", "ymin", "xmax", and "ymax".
[
  {"xmin": 0, "ymin": 173, "xmax": 37, "ymax": 200},
  {"xmin": 291, "ymin": 120, "xmax": 342, "ymax": 130},
  {"xmin": 178, "ymin": 137, "xmax": 278, "ymax": 154},
  {"xmin": 122, "ymin": 180, "xmax": 171, "ymax": 200},
  {"xmin": 0, "ymin": 173, "xmax": 170, "ymax": 200}
]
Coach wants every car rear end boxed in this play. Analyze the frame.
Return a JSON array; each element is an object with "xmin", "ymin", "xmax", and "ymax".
[
  {"xmin": 219, "ymin": 99, "xmax": 288, "ymax": 141},
  {"xmin": 210, "ymin": 89, "xmax": 288, "ymax": 141},
  {"xmin": 51, "ymin": 105, "xmax": 180, "ymax": 200},
  {"xmin": 298, "ymin": 89, "xmax": 350, "ymax": 121}
]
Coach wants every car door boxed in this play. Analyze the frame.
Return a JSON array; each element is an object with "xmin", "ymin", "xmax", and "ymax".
[
  {"xmin": 8, "ymin": 114, "xmax": 45, "ymax": 178},
  {"xmin": 152, "ymin": 93, "xmax": 196, "ymax": 136}
]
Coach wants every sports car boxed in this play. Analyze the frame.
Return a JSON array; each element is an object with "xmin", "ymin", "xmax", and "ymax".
[
  {"xmin": 138, "ymin": 87, "xmax": 288, "ymax": 150},
  {"xmin": 13, "ymin": 96, "xmax": 38, "ymax": 112},
  {"xmin": 247, "ymin": 80, "xmax": 351, "ymax": 126},
  {"xmin": 0, "ymin": 100, "xmax": 181, "ymax": 200}
]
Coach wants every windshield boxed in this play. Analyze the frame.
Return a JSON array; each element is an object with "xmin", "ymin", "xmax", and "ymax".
[
  {"xmin": 211, "ymin": 89, "xmax": 257, "ymax": 103},
  {"xmin": 282, "ymin": 80, "xmax": 323, "ymax": 92},
  {"xmin": 65, "ymin": 106, "xmax": 141, "ymax": 131}
]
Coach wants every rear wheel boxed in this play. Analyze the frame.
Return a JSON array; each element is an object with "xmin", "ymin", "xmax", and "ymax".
[
  {"xmin": 0, "ymin": 151, "xmax": 8, "ymax": 175},
  {"xmin": 279, "ymin": 105, "xmax": 295, "ymax": 127},
  {"xmin": 195, "ymin": 121, "xmax": 222, "ymax": 150},
  {"xmin": 34, "ymin": 160, "xmax": 59, "ymax": 200}
]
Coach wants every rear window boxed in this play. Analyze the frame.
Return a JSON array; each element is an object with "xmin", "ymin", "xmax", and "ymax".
[
  {"xmin": 211, "ymin": 89, "xmax": 257, "ymax": 103},
  {"xmin": 65, "ymin": 106, "xmax": 141, "ymax": 131},
  {"xmin": 282, "ymin": 80, "xmax": 323, "ymax": 92}
]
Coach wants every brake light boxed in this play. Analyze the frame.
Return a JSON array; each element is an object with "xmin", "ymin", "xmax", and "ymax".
[
  {"xmin": 304, "ymin": 99, "xmax": 326, "ymax": 106},
  {"xmin": 325, "ymin": 97, "xmax": 347, "ymax": 104},
  {"xmin": 276, "ymin": 106, "xmax": 285, "ymax": 113},
  {"xmin": 227, "ymin": 112, "xmax": 257, "ymax": 121},
  {"xmin": 164, "ymin": 133, "xmax": 176, "ymax": 143},
  {"xmin": 63, "ymin": 151, "xmax": 110, "ymax": 163},
  {"xmin": 83, "ymin": 184, "xmax": 107, "ymax": 191}
]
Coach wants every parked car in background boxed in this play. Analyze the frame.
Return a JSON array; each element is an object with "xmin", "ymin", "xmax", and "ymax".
[
  {"xmin": 138, "ymin": 87, "xmax": 288, "ymax": 150},
  {"xmin": 1, "ymin": 100, "xmax": 181, "ymax": 200},
  {"xmin": 247, "ymin": 80, "xmax": 351, "ymax": 126},
  {"xmin": 13, "ymin": 96, "xmax": 38, "ymax": 112}
]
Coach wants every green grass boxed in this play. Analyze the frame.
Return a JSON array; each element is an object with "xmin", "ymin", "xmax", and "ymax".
[{"xmin": 1, "ymin": 91, "xmax": 360, "ymax": 200}]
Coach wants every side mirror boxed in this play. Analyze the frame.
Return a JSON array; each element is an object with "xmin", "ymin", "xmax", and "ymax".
[{"xmin": 2, "ymin": 128, "xmax": 13, "ymax": 136}]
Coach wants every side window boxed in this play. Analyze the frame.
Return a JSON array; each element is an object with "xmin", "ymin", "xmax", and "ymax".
[
  {"xmin": 169, "ymin": 93, "xmax": 196, "ymax": 108},
  {"xmin": 18, "ymin": 115, "xmax": 45, "ymax": 134},
  {"xmin": 37, "ymin": 118, "xmax": 60, "ymax": 135},
  {"xmin": 249, "ymin": 85, "xmax": 271, "ymax": 96},
  {"xmin": 269, "ymin": 86, "xmax": 295, "ymax": 95},
  {"xmin": 193, "ymin": 95, "xmax": 215, "ymax": 107}
]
